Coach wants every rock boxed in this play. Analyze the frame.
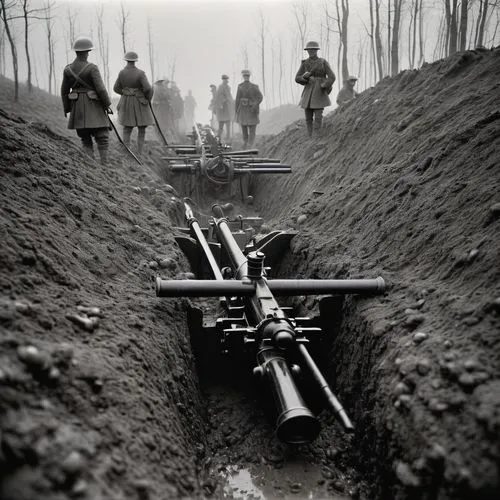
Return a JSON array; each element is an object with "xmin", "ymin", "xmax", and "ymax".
[
  {"xmin": 290, "ymin": 482, "xmax": 302, "ymax": 493},
  {"xmin": 70, "ymin": 478, "xmax": 88, "ymax": 497},
  {"xmin": 405, "ymin": 313, "xmax": 425, "ymax": 329},
  {"xmin": 17, "ymin": 345, "xmax": 51, "ymax": 370},
  {"xmin": 466, "ymin": 248, "xmax": 479, "ymax": 262},
  {"xmin": 148, "ymin": 260, "xmax": 159, "ymax": 270},
  {"xmin": 394, "ymin": 382, "xmax": 412, "ymax": 396},
  {"xmin": 462, "ymin": 315, "xmax": 480, "ymax": 326},
  {"xmin": 413, "ymin": 331, "xmax": 428, "ymax": 344},
  {"xmin": 297, "ymin": 214, "xmax": 307, "ymax": 225},
  {"xmin": 76, "ymin": 305, "xmax": 102, "ymax": 317},
  {"xmin": 66, "ymin": 314, "xmax": 99, "ymax": 332},
  {"xmin": 463, "ymin": 359, "xmax": 479, "ymax": 372},
  {"xmin": 395, "ymin": 461, "xmax": 421, "ymax": 487},
  {"xmin": 61, "ymin": 450, "xmax": 86, "ymax": 477},
  {"xmin": 443, "ymin": 340, "xmax": 453, "ymax": 349},
  {"xmin": 416, "ymin": 358, "xmax": 431, "ymax": 376},
  {"xmin": 159, "ymin": 257, "xmax": 176, "ymax": 270},
  {"xmin": 428, "ymin": 398, "xmax": 448, "ymax": 413},
  {"xmin": 260, "ymin": 224, "xmax": 270, "ymax": 234}
]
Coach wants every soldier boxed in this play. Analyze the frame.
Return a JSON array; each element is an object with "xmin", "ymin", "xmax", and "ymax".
[
  {"xmin": 151, "ymin": 78, "xmax": 172, "ymax": 142},
  {"xmin": 295, "ymin": 41, "xmax": 335, "ymax": 137},
  {"xmin": 215, "ymin": 74, "xmax": 234, "ymax": 141},
  {"xmin": 113, "ymin": 51, "xmax": 154, "ymax": 154},
  {"xmin": 61, "ymin": 36, "xmax": 112, "ymax": 165},
  {"xmin": 170, "ymin": 82, "xmax": 185, "ymax": 137},
  {"xmin": 336, "ymin": 75, "xmax": 359, "ymax": 107},
  {"xmin": 184, "ymin": 90, "xmax": 197, "ymax": 129},
  {"xmin": 208, "ymin": 84, "xmax": 217, "ymax": 129},
  {"xmin": 235, "ymin": 70, "xmax": 263, "ymax": 149}
]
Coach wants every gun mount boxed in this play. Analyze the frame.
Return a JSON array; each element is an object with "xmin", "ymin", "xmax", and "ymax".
[
  {"xmin": 162, "ymin": 124, "xmax": 291, "ymax": 202},
  {"xmin": 155, "ymin": 202, "xmax": 386, "ymax": 444}
]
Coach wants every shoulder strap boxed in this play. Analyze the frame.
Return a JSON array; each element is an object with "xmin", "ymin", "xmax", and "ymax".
[{"xmin": 66, "ymin": 63, "xmax": 92, "ymax": 89}]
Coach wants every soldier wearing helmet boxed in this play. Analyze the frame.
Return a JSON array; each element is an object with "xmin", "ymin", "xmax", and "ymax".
[
  {"xmin": 336, "ymin": 75, "xmax": 359, "ymax": 108},
  {"xmin": 60, "ymin": 36, "xmax": 112, "ymax": 164},
  {"xmin": 295, "ymin": 41, "xmax": 336, "ymax": 137},
  {"xmin": 235, "ymin": 70, "xmax": 263, "ymax": 149},
  {"xmin": 215, "ymin": 74, "xmax": 234, "ymax": 141},
  {"xmin": 113, "ymin": 51, "xmax": 154, "ymax": 154}
]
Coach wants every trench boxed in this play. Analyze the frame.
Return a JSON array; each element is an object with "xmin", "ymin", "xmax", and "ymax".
[{"xmin": 164, "ymin": 174, "xmax": 388, "ymax": 499}]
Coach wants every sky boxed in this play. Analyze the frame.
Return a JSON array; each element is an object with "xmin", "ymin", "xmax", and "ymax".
[{"xmin": 2, "ymin": 0, "xmax": 499, "ymax": 122}]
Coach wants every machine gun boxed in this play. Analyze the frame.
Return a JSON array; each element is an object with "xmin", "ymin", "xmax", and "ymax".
[
  {"xmin": 155, "ymin": 202, "xmax": 386, "ymax": 444},
  {"xmin": 162, "ymin": 125, "xmax": 291, "ymax": 201}
]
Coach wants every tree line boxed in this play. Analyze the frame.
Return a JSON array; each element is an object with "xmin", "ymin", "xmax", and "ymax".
[{"xmin": 0, "ymin": 0, "xmax": 499, "ymax": 107}]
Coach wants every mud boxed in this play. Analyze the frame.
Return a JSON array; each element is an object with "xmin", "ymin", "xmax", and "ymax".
[{"xmin": 1, "ymin": 46, "xmax": 499, "ymax": 500}]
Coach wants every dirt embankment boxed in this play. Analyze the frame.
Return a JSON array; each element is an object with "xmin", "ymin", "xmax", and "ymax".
[
  {"xmin": 255, "ymin": 47, "xmax": 500, "ymax": 498},
  {"xmin": 0, "ymin": 108, "xmax": 208, "ymax": 499}
]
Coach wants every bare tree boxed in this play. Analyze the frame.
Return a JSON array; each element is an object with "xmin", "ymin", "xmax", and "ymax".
[
  {"xmin": 335, "ymin": 0, "xmax": 350, "ymax": 82},
  {"xmin": 374, "ymin": 0, "xmax": 385, "ymax": 79},
  {"xmin": 62, "ymin": 5, "xmax": 76, "ymax": 63},
  {"xmin": 44, "ymin": 0, "xmax": 55, "ymax": 94},
  {"xmin": 0, "ymin": 0, "xmax": 19, "ymax": 101},
  {"xmin": 117, "ymin": 1, "xmax": 130, "ymax": 54},
  {"xmin": 0, "ymin": 17, "xmax": 5, "ymax": 75},
  {"xmin": 292, "ymin": 1, "xmax": 310, "ymax": 51},
  {"xmin": 97, "ymin": 4, "xmax": 110, "ymax": 90},
  {"xmin": 169, "ymin": 56, "xmax": 176, "ymax": 81},
  {"xmin": 390, "ymin": 0, "xmax": 403, "ymax": 76},
  {"xmin": 257, "ymin": 8, "xmax": 266, "ymax": 97},
  {"xmin": 458, "ymin": 0, "xmax": 469, "ymax": 50},
  {"xmin": 241, "ymin": 42, "xmax": 249, "ymax": 70},
  {"xmin": 278, "ymin": 36, "xmax": 283, "ymax": 105},
  {"xmin": 147, "ymin": 17, "xmax": 155, "ymax": 83}
]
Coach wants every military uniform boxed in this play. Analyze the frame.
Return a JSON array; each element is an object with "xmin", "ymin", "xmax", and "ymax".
[
  {"xmin": 113, "ymin": 53, "xmax": 154, "ymax": 154},
  {"xmin": 215, "ymin": 77, "xmax": 234, "ymax": 140},
  {"xmin": 184, "ymin": 92, "xmax": 197, "ymax": 129},
  {"xmin": 295, "ymin": 45, "xmax": 335, "ymax": 136},
  {"xmin": 235, "ymin": 78, "xmax": 263, "ymax": 148},
  {"xmin": 61, "ymin": 58, "xmax": 111, "ymax": 163},
  {"xmin": 336, "ymin": 80, "xmax": 359, "ymax": 107}
]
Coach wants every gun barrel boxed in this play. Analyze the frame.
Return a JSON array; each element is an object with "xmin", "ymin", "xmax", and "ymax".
[
  {"xmin": 233, "ymin": 167, "xmax": 291, "ymax": 174},
  {"xmin": 156, "ymin": 278, "xmax": 255, "ymax": 297},
  {"xmin": 269, "ymin": 277, "xmax": 386, "ymax": 295},
  {"xmin": 257, "ymin": 346, "xmax": 320, "ymax": 444}
]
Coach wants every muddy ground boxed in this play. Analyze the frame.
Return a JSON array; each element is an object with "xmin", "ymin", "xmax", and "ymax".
[{"xmin": 0, "ymin": 46, "xmax": 499, "ymax": 500}]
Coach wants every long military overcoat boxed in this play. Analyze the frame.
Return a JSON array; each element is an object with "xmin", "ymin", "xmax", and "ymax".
[
  {"xmin": 295, "ymin": 57, "xmax": 336, "ymax": 109},
  {"xmin": 215, "ymin": 83, "xmax": 234, "ymax": 122},
  {"xmin": 61, "ymin": 60, "xmax": 111, "ymax": 129},
  {"xmin": 113, "ymin": 66, "xmax": 154, "ymax": 127},
  {"xmin": 235, "ymin": 81, "xmax": 263, "ymax": 126}
]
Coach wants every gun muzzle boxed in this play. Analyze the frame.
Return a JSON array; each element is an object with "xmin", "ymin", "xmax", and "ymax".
[{"xmin": 256, "ymin": 346, "xmax": 320, "ymax": 444}]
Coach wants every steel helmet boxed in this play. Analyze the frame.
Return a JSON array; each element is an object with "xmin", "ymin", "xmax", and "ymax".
[
  {"xmin": 304, "ymin": 41, "xmax": 320, "ymax": 50},
  {"xmin": 124, "ymin": 51, "xmax": 139, "ymax": 62},
  {"xmin": 241, "ymin": 69, "xmax": 251, "ymax": 76},
  {"xmin": 72, "ymin": 37, "xmax": 93, "ymax": 52},
  {"xmin": 348, "ymin": 75, "xmax": 358, "ymax": 81},
  {"xmin": 221, "ymin": 74, "xmax": 229, "ymax": 80}
]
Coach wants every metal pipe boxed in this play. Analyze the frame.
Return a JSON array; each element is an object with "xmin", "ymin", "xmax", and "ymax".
[
  {"xmin": 257, "ymin": 346, "xmax": 320, "ymax": 444},
  {"xmin": 297, "ymin": 343, "xmax": 354, "ymax": 432},
  {"xmin": 233, "ymin": 167, "xmax": 291, "ymax": 174},
  {"xmin": 155, "ymin": 277, "xmax": 386, "ymax": 297}
]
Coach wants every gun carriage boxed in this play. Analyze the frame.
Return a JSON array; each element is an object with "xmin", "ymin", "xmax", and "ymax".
[{"xmin": 156, "ymin": 202, "xmax": 386, "ymax": 444}]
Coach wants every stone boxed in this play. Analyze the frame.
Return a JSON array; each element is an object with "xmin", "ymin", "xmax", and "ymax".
[
  {"xmin": 395, "ymin": 461, "xmax": 421, "ymax": 487},
  {"xmin": 297, "ymin": 214, "xmax": 307, "ymax": 225},
  {"xmin": 413, "ymin": 331, "xmax": 428, "ymax": 344}
]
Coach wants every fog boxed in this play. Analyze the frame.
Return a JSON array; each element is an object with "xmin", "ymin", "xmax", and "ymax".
[{"xmin": 1, "ymin": 0, "xmax": 499, "ymax": 122}]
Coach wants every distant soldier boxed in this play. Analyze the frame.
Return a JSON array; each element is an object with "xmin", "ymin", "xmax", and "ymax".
[
  {"xmin": 295, "ymin": 41, "xmax": 335, "ymax": 137},
  {"xmin": 215, "ymin": 74, "xmax": 234, "ymax": 141},
  {"xmin": 113, "ymin": 51, "xmax": 154, "ymax": 154},
  {"xmin": 61, "ymin": 36, "xmax": 112, "ymax": 165},
  {"xmin": 235, "ymin": 70, "xmax": 263, "ymax": 149},
  {"xmin": 336, "ymin": 75, "xmax": 359, "ymax": 108},
  {"xmin": 208, "ymin": 84, "xmax": 217, "ymax": 129},
  {"xmin": 170, "ymin": 82, "xmax": 184, "ymax": 137},
  {"xmin": 184, "ymin": 89, "xmax": 197, "ymax": 129}
]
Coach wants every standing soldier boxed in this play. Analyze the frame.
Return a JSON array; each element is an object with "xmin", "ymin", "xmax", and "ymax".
[
  {"xmin": 295, "ymin": 41, "xmax": 335, "ymax": 137},
  {"xmin": 208, "ymin": 84, "xmax": 217, "ymax": 130},
  {"xmin": 215, "ymin": 74, "xmax": 234, "ymax": 141},
  {"xmin": 61, "ymin": 36, "xmax": 112, "ymax": 165},
  {"xmin": 235, "ymin": 70, "xmax": 263, "ymax": 149},
  {"xmin": 184, "ymin": 90, "xmax": 197, "ymax": 129},
  {"xmin": 336, "ymin": 75, "xmax": 359, "ymax": 108},
  {"xmin": 113, "ymin": 51, "xmax": 154, "ymax": 154},
  {"xmin": 170, "ymin": 82, "xmax": 184, "ymax": 137},
  {"xmin": 151, "ymin": 78, "xmax": 173, "ymax": 142}
]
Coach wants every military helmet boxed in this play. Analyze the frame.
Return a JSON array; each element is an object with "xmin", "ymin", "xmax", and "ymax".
[
  {"xmin": 72, "ymin": 37, "xmax": 93, "ymax": 52},
  {"xmin": 221, "ymin": 74, "xmax": 229, "ymax": 80},
  {"xmin": 304, "ymin": 41, "xmax": 320, "ymax": 50},
  {"xmin": 241, "ymin": 69, "xmax": 251, "ymax": 76},
  {"xmin": 348, "ymin": 75, "xmax": 358, "ymax": 81},
  {"xmin": 124, "ymin": 51, "xmax": 139, "ymax": 62}
]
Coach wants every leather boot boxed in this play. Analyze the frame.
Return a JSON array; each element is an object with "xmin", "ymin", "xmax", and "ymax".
[
  {"xmin": 306, "ymin": 122, "xmax": 313, "ymax": 137},
  {"xmin": 99, "ymin": 148, "xmax": 108, "ymax": 165}
]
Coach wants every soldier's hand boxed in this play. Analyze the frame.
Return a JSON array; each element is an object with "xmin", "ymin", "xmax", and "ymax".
[
  {"xmin": 105, "ymin": 107, "xmax": 114, "ymax": 115},
  {"xmin": 303, "ymin": 71, "xmax": 311, "ymax": 79}
]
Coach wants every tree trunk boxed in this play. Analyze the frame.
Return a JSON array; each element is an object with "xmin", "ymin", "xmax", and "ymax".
[
  {"xmin": 0, "ymin": 0, "xmax": 19, "ymax": 101},
  {"xmin": 23, "ymin": 1, "xmax": 32, "ymax": 92},
  {"xmin": 476, "ymin": 0, "xmax": 489, "ymax": 46},
  {"xmin": 390, "ymin": 0, "xmax": 402, "ymax": 76},
  {"xmin": 459, "ymin": 0, "xmax": 468, "ymax": 51},
  {"xmin": 374, "ymin": 0, "xmax": 384, "ymax": 79},
  {"xmin": 340, "ymin": 0, "xmax": 350, "ymax": 81}
]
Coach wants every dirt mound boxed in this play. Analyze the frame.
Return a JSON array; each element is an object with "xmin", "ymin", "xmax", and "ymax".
[
  {"xmin": 258, "ymin": 104, "xmax": 304, "ymax": 135},
  {"xmin": 255, "ymin": 47, "xmax": 500, "ymax": 498},
  {"xmin": 0, "ymin": 109, "xmax": 207, "ymax": 498}
]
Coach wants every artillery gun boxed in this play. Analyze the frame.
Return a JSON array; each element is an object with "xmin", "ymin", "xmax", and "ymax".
[
  {"xmin": 155, "ymin": 202, "xmax": 386, "ymax": 444},
  {"xmin": 162, "ymin": 124, "xmax": 291, "ymax": 202}
]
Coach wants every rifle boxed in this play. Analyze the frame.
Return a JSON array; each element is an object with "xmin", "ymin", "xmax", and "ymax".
[
  {"xmin": 107, "ymin": 116, "xmax": 143, "ymax": 165},
  {"xmin": 155, "ymin": 203, "xmax": 386, "ymax": 443},
  {"xmin": 149, "ymin": 101, "xmax": 169, "ymax": 147}
]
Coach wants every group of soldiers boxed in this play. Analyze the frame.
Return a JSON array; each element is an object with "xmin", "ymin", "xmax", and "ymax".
[{"xmin": 61, "ymin": 36, "xmax": 359, "ymax": 165}]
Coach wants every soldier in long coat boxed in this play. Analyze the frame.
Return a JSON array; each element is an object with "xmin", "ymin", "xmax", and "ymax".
[
  {"xmin": 235, "ymin": 70, "xmax": 263, "ymax": 149},
  {"xmin": 113, "ymin": 51, "xmax": 154, "ymax": 154},
  {"xmin": 184, "ymin": 90, "xmax": 197, "ymax": 129},
  {"xmin": 61, "ymin": 36, "xmax": 112, "ymax": 165},
  {"xmin": 295, "ymin": 41, "xmax": 335, "ymax": 137},
  {"xmin": 215, "ymin": 75, "xmax": 234, "ymax": 141}
]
